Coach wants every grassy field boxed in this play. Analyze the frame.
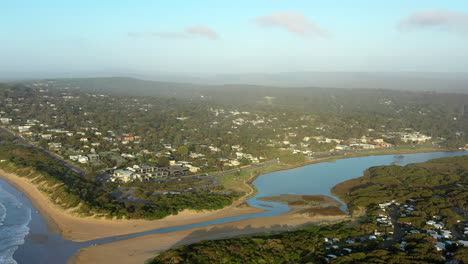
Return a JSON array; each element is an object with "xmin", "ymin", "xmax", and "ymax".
[
  {"xmin": 340, "ymin": 146, "xmax": 445, "ymax": 157},
  {"xmin": 312, "ymin": 145, "xmax": 448, "ymax": 163},
  {"xmin": 219, "ymin": 164, "xmax": 283, "ymax": 194}
]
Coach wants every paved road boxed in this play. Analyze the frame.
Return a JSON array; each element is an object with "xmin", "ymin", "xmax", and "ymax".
[
  {"xmin": 193, "ymin": 159, "xmax": 280, "ymax": 178},
  {"xmin": 0, "ymin": 126, "xmax": 87, "ymax": 176},
  {"xmin": 194, "ymin": 144, "xmax": 431, "ymax": 179},
  {"xmin": 385, "ymin": 206, "xmax": 402, "ymax": 248}
]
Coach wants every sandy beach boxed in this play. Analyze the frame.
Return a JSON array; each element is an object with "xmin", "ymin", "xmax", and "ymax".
[
  {"xmin": 0, "ymin": 148, "xmax": 449, "ymax": 241},
  {"xmin": 71, "ymin": 194, "xmax": 349, "ymax": 264},
  {"xmin": 0, "ymin": 168, "xmax": 348, "ymax": 264},
  {"xmin": 0, "ymin": 169, "xmax": 263, "ymax": 242},
  {"xmin": 3, "ymin": 149, "xmax": 459, "ymax": 264},
  {"xmin": 70, "ymin": 209, "xmax": 348, "ymax": 264}
]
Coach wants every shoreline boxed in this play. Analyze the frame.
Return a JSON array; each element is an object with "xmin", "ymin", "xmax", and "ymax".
[
  {"xmin": 244, "ymin": 146, "xmax": 457, "ymax": 198},
  {"xmin": 0, "ymin": 147, "xmax": 454, "ymax": 241},
  {"xmin": 71, "ymin": 148, "xmax": 462, "ymax": 264},
  {"xmin": 0, "ymin": 147, "xmax": 461, "ymax": 263},
  {"xmin": 282, "ymin": 147, "xmax": 457, "ymax": 171},
  {"xmin": 71, "ymin": 207, "xmax": 348, "ymax": 264},
  {"xmin": 0, "ymin": 169, "xmax": 264, "ymax": 242}
]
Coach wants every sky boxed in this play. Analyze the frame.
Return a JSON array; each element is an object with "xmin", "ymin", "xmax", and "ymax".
[{"xmin": 2, "ymin": 0, "xmax": 468, "ymax": 75}]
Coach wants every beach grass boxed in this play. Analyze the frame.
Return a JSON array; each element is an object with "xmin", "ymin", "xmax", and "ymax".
[{"xmin": 219, "ymin": 164, "xmax": 283, "ymax": 193}]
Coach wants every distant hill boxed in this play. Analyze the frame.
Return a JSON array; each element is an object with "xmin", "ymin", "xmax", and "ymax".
[
  {"xmin": 6, "ymin": 71, "xmax": 468, "ymax": 94},
  {"xmin": 191, "ymin": 72, "xmax": 468, "ymax": 94},
  {"xmin": 15, "ymin": 77, "xmax": 468, "ymax": 114}
]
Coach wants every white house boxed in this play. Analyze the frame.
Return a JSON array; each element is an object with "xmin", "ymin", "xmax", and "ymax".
[
  {"xmin": 435, "ymin": 242, "xmax": 445, "ymax": 251},
  {"xmin": 78, "ymin": 156, "xmax": 89, "ymax": 164},
  {"xmin": 41, "ymin": 134, "xmax": 53, "ymax": 140},
  {"xmin": 112, "ymin": 169, "xmax": 140, "ymax": 183},
  {"xmin": 230, "ymin": 160, "xmax": 240, "ymax": 166},
  {"xmin": 0, "ymin": 117, "xmax": 12, "ymax": 124},
  {"xmin": 18, "ymin": 125, "xmax": 31, "ymax": 133}
]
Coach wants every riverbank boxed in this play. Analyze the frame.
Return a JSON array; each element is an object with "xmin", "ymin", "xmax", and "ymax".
[
  {"xmin": 228, "ymin": 146, "xmax": 455, "ymax": 200},
  {"xmin": 2, "ymin": 147, "xmax": 461, "ymax": 263},
  {"xmin": 1, "ymin": 147, "xmax": 451, "ymax": 241},
  {"xmin": 0, "ymin": 169, "xmax": 263, "ymax": 242},
  {"xmin": 72, "ymin": 148, "xmax": 462, "ymax": 264},
  {"xmin": 280, "ymin": 146, "xmax": 456, "ymax": 172},
  {"xmin": 71, "ymin": 201, "xmax": 348, "ymax": 264}
]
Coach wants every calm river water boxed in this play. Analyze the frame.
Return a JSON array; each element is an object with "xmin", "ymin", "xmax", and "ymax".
[{"xmin": 0, "ymin": 151, "xmax": 465, "ymax": 264}]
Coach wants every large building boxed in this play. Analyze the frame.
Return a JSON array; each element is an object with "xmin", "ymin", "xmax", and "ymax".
[{"xmin": 109, "ymin": 165, "xmax": 190, "ymax": 183}]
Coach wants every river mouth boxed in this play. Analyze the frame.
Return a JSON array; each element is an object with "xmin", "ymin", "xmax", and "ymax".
[{"xmin": 3, "ymin": 150, "xmax": 466, "ymax": 264}]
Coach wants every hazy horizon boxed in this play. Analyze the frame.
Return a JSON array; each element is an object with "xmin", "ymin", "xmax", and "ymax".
[{"xmin": 3, "ymin": 71, "xmax": 468, "ymax": 94}]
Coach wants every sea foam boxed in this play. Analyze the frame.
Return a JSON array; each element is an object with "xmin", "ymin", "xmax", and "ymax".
[
  {"xmin": 0, "ymin": 186, "xmax": 31, "ymax": 264},
  {"xmin": 0, "ymin": 201, "xmax": 6, "ymax": 226}
]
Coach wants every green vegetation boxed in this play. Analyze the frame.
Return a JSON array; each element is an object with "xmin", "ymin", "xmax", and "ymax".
[
  {"xmin": 1, "ymin": 78, "xmax": 467, "ymax": 222},
  {"xmin": 332, "ymin": 155, "xmax": 467, "ymax": 223},
  {"xmin": 219, "ymin": 164, "xmax": 282, "ymax": 193},
  {"xmin": 151, "ymin": 223, "xmax": 362, "ymax": 264},
  {"xmin": 0, "ymin": 131, "xmax": 239, "ymax": 219},
  {"xmin": 150, "ymin": 155, "xmax": 468, "ymax": 264},
  {"xmin": 2, "ymin": 80, "xmax": 468, "ymax": 176}
]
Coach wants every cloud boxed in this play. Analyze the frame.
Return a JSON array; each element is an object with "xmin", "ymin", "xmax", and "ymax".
[
  {"xmin": 398, "ymin": 9, "xmax": 468, "ymax": 34},
  {"xmin": 128, "ymin": 25, "xmax": 218, "ymax": 40},
  {"xmin": 185, "ymin": 25, "xmax": 218, "ymax": 39},
  {"xmin": 255, "ymin": 11, "xmax": 328, "ymax": 37},
  {"xmin": 151, "ymin": 32, "xmax": 187, "ymax": 39}
]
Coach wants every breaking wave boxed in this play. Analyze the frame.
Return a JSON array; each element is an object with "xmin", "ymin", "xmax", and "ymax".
[{"xmin": 0, "ymin": 186, "xmax": 31, "ymax": 264}]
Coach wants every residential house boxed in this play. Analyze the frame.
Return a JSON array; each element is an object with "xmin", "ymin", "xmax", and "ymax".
[
  {"xmin": 87, "ymin": 154, "xmax": 100, "ymax": 162},
  {"xmin": 41, "ymin": 134, "xmax": 53, "ymax": 140},
  {"xmin": 78, "ymin": 156, "xmax": 89, "ymax": 164},
  {"xmin": 18, "ymin": 125, "xmax": 31, "ymax": 133},
  {"xmin": 0, "ymin": 117, "xmax": 12, "ymax": 124}
]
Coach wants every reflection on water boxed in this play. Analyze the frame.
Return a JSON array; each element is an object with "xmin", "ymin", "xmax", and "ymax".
[
  {"xmin": 393, "ymin": 154, "xmax": 405, "ymax": 165},
  {"xmin": 254, "ymin": 151, "xmax": 466, "ymax": 210}
]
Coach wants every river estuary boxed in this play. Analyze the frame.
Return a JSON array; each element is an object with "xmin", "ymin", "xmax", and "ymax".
[{"xmin": 0, "ymin": 151, "xmax": 466, "ymax": 264}]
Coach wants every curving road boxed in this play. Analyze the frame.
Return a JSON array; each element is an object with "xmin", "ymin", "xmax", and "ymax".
[{"xmin": 0, "ymin": 126, "xmax": 86, "ymax": 176}]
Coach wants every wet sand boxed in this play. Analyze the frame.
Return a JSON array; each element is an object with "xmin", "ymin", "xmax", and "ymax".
[
  {"xmin": 7, "ymin": 150, "xmax": 460, "ymax": 263},
  {"xmin": 0, "ymin": 169, "xmax": 263, "ymax": 242},
  {"xmin": 71, "ymin": 208, "xmax": 348, "ymax": 264}
]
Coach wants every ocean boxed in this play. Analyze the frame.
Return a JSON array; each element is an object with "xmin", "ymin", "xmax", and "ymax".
[{"xmin": 0, "ymin": 185, "xmax": 31, "ymax": 264}]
